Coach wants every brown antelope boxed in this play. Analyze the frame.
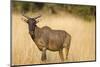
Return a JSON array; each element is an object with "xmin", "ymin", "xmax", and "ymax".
[{"xmin": 22, "ymin": 14, "xmax": 71, "ymax": 62}]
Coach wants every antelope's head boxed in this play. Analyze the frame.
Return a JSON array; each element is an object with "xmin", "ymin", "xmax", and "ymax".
[{"xmin": 22, "ymin": 14, "xmax": 41, "ymax": 32}]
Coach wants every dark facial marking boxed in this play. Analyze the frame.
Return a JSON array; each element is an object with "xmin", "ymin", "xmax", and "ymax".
[{"xmin": 27, "ymin": 18, "xmax": 37, "ymax": 32}]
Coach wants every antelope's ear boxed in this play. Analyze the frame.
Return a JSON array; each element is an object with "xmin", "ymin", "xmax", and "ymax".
[
  {"xmin": 21, "ymin": 18, "xmax": 28, "ymax": 23},
  {"xmin": 24, "ymin": 19, "xmax": 28, "ymax": 23}
]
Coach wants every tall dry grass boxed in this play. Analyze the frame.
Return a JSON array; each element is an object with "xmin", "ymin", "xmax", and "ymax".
[{"xmin": 12, "ymin": 12, "xmax": 95, "ymax": 65}]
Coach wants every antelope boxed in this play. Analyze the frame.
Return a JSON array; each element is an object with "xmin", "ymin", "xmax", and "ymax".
[{"xmin": 22, "ymin": 14, "xmax": 71, "ymax": 62}]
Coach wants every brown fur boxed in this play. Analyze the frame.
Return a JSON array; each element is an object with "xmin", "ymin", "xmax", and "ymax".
[{"xmin": 30, "ymin": 26, "xmax": 71, "ymax": 61}]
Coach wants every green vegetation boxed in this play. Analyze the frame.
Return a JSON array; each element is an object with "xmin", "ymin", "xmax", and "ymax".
[
  {"xmin": 12, "ymin": 1, "xmax": 96, "ymax": 21},
  {"xmin": 66, "ymin": 5, "xmax": 96, "ymax": 21}
]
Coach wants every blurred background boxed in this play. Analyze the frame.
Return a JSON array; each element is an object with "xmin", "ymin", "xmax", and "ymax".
[{"xmin": 12, "ymin": 1, "xmax": 96, "ymax": 21}]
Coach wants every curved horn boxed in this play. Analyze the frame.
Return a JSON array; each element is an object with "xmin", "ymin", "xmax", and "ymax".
[
  {"xmin": 21, "ymin": 11, "xmax": 30, "ymax": 19},
  {"xmin": 22, "ymin": 14, "xmax": 30, "ymax": 19},
  {"xmin": 34, "ymin": 15, "xmax": 41, "ymax": 19}
]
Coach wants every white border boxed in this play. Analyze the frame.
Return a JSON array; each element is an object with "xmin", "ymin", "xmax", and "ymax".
[
  {"xmin": 20, "ymin": 0, "xmax": 96, "ymax": 5},
  {"xmin": 0, "ymin": 0, "xmax": 100, "ymax": 67}
]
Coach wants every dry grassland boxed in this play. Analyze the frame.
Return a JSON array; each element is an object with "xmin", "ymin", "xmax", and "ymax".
[{"xmin": 12, "ymin": 12, "xmax": 95, "ymax": 65}]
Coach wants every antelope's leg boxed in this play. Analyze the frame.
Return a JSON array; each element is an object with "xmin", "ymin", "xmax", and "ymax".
[
  {"xmin": 65, "ymin": 47, "xmax": 70, "ymax": 60},
  {"xmin": 59, "ymin": 49, "xmax": 64, "ymax": 61},
  {"xmin": 65, "ymin": 39, "xmax": 71, "ymax": 60},
  {"xmin": 41, "ymin": 47, "xmax": 47, "ymax": 62}
]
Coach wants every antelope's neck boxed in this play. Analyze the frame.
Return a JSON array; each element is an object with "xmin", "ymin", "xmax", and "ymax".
[
  {"xmin": 29, "ymin": 25, "xmax": 41, "ymax": 40},
  {"xmin": 34, "ymin": 26, "xmax": 41, "ymax": 37}
]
